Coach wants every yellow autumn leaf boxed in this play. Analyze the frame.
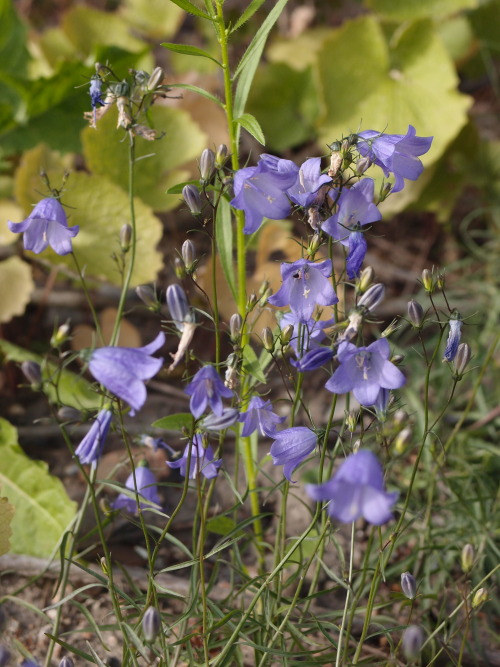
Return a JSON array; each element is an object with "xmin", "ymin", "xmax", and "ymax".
[{"xmin": 0, "ymin": 497, "xmax": 15, "ymax": 556}]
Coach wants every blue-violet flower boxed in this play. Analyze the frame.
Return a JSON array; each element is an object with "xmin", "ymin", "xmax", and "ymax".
[
  {"xmin": 280, "ymin": 312, "xmax": 334, "ymax": 356},
  {"xmin": 325, "ymin": 338, "xmax": 405, "ymax": 406},
  {"xmin": 268, "ymin": 258, "xmax": 338, "ymax": 322},
  {"xmin": 88, "ymin": 332, "xmax": 165, "ymax": 416},
  {"xmin": 286, "ymin": 157, "xmax": 332, "ymax": 208},
  {"xmin": 112, "ymin": 466, "xmax": 161, "ymax": 513},
  {"xmin": 357, "ymin": 126, "xmax": 433, "ymax": 193},
  {"xmin": 443, "ymin": 315, "xmax": 463, "ymax": 362},
  {"xmin": 75, "ymin": 408, "xmax": 112, "ymax": 465},
  {"xmin": 270, "ymin": 426, "xmax": 317, "ymax": 482},
  {"xmin": 166, "ymin": 435, "xmax": 222, "ymax": 479},
  {"xmin": 8, "ymin": 198, "xmax": 80, "ymax": 255},
  {"xmin": 239, "ymin": 396, "xmax": 285, "ymax": 437},
  {"xmin": 305, "ymin": 449, "xmax": 398, "ymax": 524},
  {"xmin": 185, "ymin": 365, "xmax": 233, "ymax": 419}
]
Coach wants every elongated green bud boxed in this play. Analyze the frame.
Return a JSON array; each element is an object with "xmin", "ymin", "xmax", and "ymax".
[{"xmin": 461, "ymin": 543, "xmax": 474, "ymax": 574}]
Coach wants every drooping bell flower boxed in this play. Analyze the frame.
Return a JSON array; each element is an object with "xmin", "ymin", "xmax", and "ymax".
[{"xmin": 8, "ymin": 198, "xmax": 79, "ymax": 255}]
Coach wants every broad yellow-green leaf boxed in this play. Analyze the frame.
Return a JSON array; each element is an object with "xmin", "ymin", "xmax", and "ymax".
[
  {"xmin": 81, "ymin": 105, "xmax": 207, "ymax": 211},
  {"xmin": 365, "ymin": 0, "xmax": 478, "ymax": 21},
  {"xmin": 0, "ymin": 256, "xmax": 34, "ymax": 323},
  {"xmin": 0, "ymin": 339, "xmax": 101, "ymax": 410},
  {"xmin": 0, "ymin": 199, "xmax": 23, "ymax": 244},
  {"xmin": 61, "ymin": 5, "xmax": 146, "ymax": 57},
  {"xmin": 120, "ymin": 0, "xmax": 184, "ymax": 39},
  {"xmin": 13, "ymin": 146, "xmax": 164, "ymax": 285},
  {"xmin": 0, "ymin": 418, "xmax": 76, "ymax": 557},
  {"xmin": 315, "ymin": 17, "xmax": 472, "ymax": 191},
  {"xmin": 267, "ymin": 28, "xmax": 333, "ymax": 71},
  {"xmin": 0, "ymin": 497, "xmax": 15, "ymax": 556}
]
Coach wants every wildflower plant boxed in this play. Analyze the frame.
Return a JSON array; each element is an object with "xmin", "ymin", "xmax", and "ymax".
[{"xmin": 3, "ymin": 2, "xmax": 499, "ymax": 667}]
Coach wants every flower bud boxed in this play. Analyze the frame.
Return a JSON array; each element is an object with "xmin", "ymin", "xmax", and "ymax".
[
  {"xmin": 281, "ymin": 324, "xmax": 294, "ymax": 345},
  {"xmin": 355, "ymin": 156, "xmax": 371, "ymax": 175},
  {"xmin": 59, "ymin": 657, "xmax": 74, "ymax": 667},
  {"xmin": 147, "ymin": 66, "xmax": 164, "ymax": 91},
  {"xmin": 472, "ymin": 587, "xmax": 488, "ymax": 609},
  {"xmin": 258, "ymin": 279, "xmax": 270, "ymax": 299},
  {"xmin": 51, "ymin": 322, "xmax": 70, "ymax": 348},
  {"xmin": 454, "ymin": 343, "xmax": 471, "ymax": 378},
  {"xmin": 247, "ymin": 293, "xmax": 257, "ymax": 309},
  {"xmin": 135, "ymin": 285, "xmax": 159, "ymax": 310},
  {"xmin": 215, "ymin": 144, "xmax": 228, "ymax": 168},
  {"xmin": 200, "ymin": 148, "xmax": 215, "ymax": 183},
  {"xmin": 166, "ymin": 284, "xmax": 190, "ymax": 331},
  {"xmin": 181, "ymin": 240, "xmax": 196, "ymax": 272},
  {"xmin": 358, "ymin": 266, "xmax": 375, "ymax": 293},
  {"xmin": 407, "ymin": 300, "xmax": 424, "ymax": 328},
  {"xmin": 182, "ymin": 184, "xmax": 202, "ymax": 216},
  {"xmin": 307, "ymin": 233, "xmax": 321, "ymax": 256},
  {"xmin": 57, "ymin": 406, "xmax": 83, "ymax": 422},
  {"xmin": 201, "ymin": 407, "xmax": 239, "ymax": 432},
  {"xmin": 174, "ymin": 257, "xmax": 186, "ymax": 279},
  {"xmin": 381, "ymin": 319, "xmax": 399, "ymax": 338},
  {"xmin": 262, "ymin": 327, "xmax": 274, "ymax": 352},
  {"xmin": 21, "ymin": 360, "xmax": 42, "ymax": 386},
  {"xmin": 461, "ymin": 543, "xmax": 474, "ymax": 574},
  {"xmin": 358, "ymin": 283, "xmax": 385, "ymax": 311},
  {"xmin": 421, "ymin": 268, "xmax": 435, "ymax": 292},
  {"xmin": 142, "ymin": 606, "xmax": 161, "ymax": 642},
  {"xmin": 346, "ymin": 411, "xmax": 358, "ymax": 433},
  {"xmin": 395, "ymin": 426, "xmax": 412, "ymax": 454},
  {"xmin": 119, "ymin": 224, "xmax": 132, "ymax": 252},
  {"xmin": 391, "ymin": 354, "xmax": 404, "ymax": 365},
  {"xmin": 401, "ymin": 572, "xmax": 417, "ymax": 600},
  {"xmin": 0, "ymin": 647, "xmax": 10, "ymax": 667},
  {"xmin": 229, "ymin": 313, "xmax": 242, "ymax": 341},
  {"xmin": 437, "ymin": 270, "xmax": 445, "ymax": 290},
  {"xmin": 402, "ymin": 625, "xmax": 424, "ymax": 660},
  {"xmin": 443, "ymin": 314, "xmax": 463, "ymax": 362}
]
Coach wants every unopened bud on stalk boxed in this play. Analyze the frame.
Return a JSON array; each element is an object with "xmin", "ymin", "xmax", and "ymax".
[
  {"xmin": 258, "ymin": 279, "xmax": 270, "ymax": 299},
  {"xmin": 215, "ymin": 144, "xmax": 228, "ymax": 168},
  {"xmin": 202, "ymin": 407, "xmax": 239, "ymax": 432},
  {"xmin": 421, "ymin": 268, "xmax": 433, "ymax": 292},
  {"xmin": 391, "ymin": 354, "xmax": 404, "ymax": 365},
  {"xmin": 247, "ymin": 293, "xmax": 257, "ymax": 309},
  {"xmin": 461, "ymin": 543, "xmax": 474, "ymax": 574},
  {"xmin": 59, "ymin": 657, "xmax": 74, "ymax": 667},
  {"xmin": 147, "ymin": 66, "xmax": 164, "ymax": 91},
  {"xmin": 437, "ymin": 270, "xmax": 445, "ymax": 290},
  {"xmin": 174, "ymin": 257, "xmax": 186, "ymax": 279},
  {"xmin": 281, "ymin": 324, "xmax": 294, "ymax": 345},
  {"xmin": 454, "ymin": 343, "xmax": 471, "ymax": 378},
  {"xmin": 395, "ymin": 426, "xmax": 412, "ymax": 453},
  {"xmin": 142, "ymin": 606, "xmax": 161, "ymax": 642},
  {"xmin": 358, "ymin": 266, "xmax": 375, "ymax": 293},
  {"xmin": 401, "ymin": 572, "xmax": 417, "ymax": 600},
  {"xmin": 381, "ymin": 319, "xmax": 399, "ymax": 338},
  {"xmin": 358, "ymin": 283, "xmax": 385, "ymax": 311},
  {"xmin": 166, "ymin": 284, "xmax": 190, "ymax": 331},
  {"xmin": 181, "ymin": 240, "xmax": 196, "ymax": 272},
  {"xmin": 408, "ymin": 300, "xmax": 424, "ymax": 328},
  {"xmin": 356, "ymin": 156, "xmax": 371, "ymax": 175},
  {"xmin": 182, "ymin": 184, "xmax": 202, "ymax": 216},
  {"xmin": 135, "ymin": 285, "xmax": 159, "ymax": 310},
  {"xmin": 119, "ymin": 223, "xmax": 132, "ymax": 252},
  {"xmin": 229, "ymin": 313, "xmax": 242, "ymax": 341},
  {"xmin": 262, "ymin": 327, "xmax": 274, "ymax": 352},
  {"xmin": 402, "ymin": 625, "xmax": 424, "ymax": 660},
  {"xmin": 472, "ymin": 587, "xmax": 488, "ymax": 609},
  {"xmin": 200, "ymin": 148, "xmax": 215, "ymax": 183},
  {"xmin": 21, "ymin": 360, "xmax": 42, "ymax": 387},
  {"xmin": 346, "ymin": 411, "xmax": 358, "ymax": 433},
  {"xmin": 307, "ymin": 233, "xmax": 321, "ymax": 256},
  {"xmin": 51, "ymin": 322, "xmax": 70, "ymax": 348}
]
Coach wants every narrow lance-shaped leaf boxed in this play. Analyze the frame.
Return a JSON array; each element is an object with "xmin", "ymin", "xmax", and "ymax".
[
  {"xmin": 168, "ymin": 0, "xmax": 212, "ymax": 20},
  {"xmin": 231, "ymin": 0, "xmax": 267, "ymax": 32},
  {"xmin": 235, "ymin": 113, "xmax": 266, "ymax": 145},
  {"xmin": 216, "ymin": 195, "xmax": 238, "ymax": 302},
  {"xmin": 161, "ymin": 42, "xmax": 222, "ymax": 67}
]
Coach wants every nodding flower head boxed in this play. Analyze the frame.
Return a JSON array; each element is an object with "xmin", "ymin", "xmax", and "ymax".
[{"xmin": 8, "ymin": 198, "xmax": 79, "ymax": 255}]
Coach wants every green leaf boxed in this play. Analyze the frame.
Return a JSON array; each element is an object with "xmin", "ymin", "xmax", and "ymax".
[
  {"xmin": 0, "ymin": 497, "xmax": 15, "ymax": 556},
  {"xmin": 314, "ymin": 17, "xmax": 471, "ymax": 203},
  {"xmin": 168, "ymin": 83, "xmax": 224, "ymax": 108},
  {"xmin": 0, "ymin": 339, "xmax": 101, "ymax": 410},
  {"xmin": 151, "ymin": 413, "xmax": 194, "ymax": 431},
  {"xmin": 0, "ymin": 0, "xmax": 30, "ymax": 76},
  {"xmin": 235, "ymin": 112, "xmax": 265, "ymax": 145},
  {"xmin": 0, "ymin": 418, "xmax": 77, "ymax": 557},
  {"xmin": 231, "ymin": 0, "xmax": 266, "ymax": 32},
  {"xmin": 247, "ymin": 63, "xmax": 318, "ymax": 151},
  {"xmin": 215, "ymin": 196, "xmax": 237, "ymax": 302},
  {"xmin": 242, "ymin": 344, "xmax": 267, "ymax": 385},
  {"xmin": 161, "ymin": 43, "xmax": 221, "ymax": 67},
  {"xmin": 166, "ymin": 0, "xmax": 211, "ymax": 19},
  {"xmin": 120, "ymin": 0, "xmax": 184, "ymax": 39},
  {"xmin": 233, "ymin": 0, "xmax": 290, "ymax": 121},
  {"xmin": 365, "ymin": 0, "xmax": 478, "ymax": 21},
  {"xmin": 206, "ymin": 515, "xmax": 237, "ymax": 536},
  {"xmin": 62, "ymin": 5, "xmax": 146, "ymax": 56},
  {"xmin": 0, "ymin": 256, "xmax": 34, "ymax": 324},
  {"xmin": 82, "ymin": 105, "xmax": 207, "ymax": 212}
]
